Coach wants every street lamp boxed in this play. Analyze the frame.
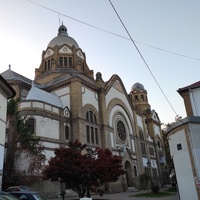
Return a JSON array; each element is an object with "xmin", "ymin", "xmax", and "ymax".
[
  {"xmin": 147, "ymin": 160, "xmax": 151, "ymax": 176},
  {"xmin": 58, "ymin": 178, "xmax": 65, "ymax": 200},
  {"xmin": 146, "ymin": 160, "xmax": 152, "ymax": 181},
  {"xmin": 85, "ymin": 146, "xmax": 93, "ymax": 198},
  {"xmin": 86, "ymin": 146, "xmax": 93, "ymax": 156}
]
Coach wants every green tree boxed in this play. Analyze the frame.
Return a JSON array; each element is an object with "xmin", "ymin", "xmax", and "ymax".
[
  {"xmin": 162, "ymin": 127, "xmax": 174, "ymax": 173},
  {"xmin": 3, "ymin": 98, "xmax": 45, "ymax": 189},
  {"xmin": 42, "ymin": 140, "xmax": 125, "ymax": 198}
]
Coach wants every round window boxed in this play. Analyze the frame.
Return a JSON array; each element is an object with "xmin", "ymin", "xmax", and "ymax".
[{"xmin": 117, "ymin": 121, "xmax": 126, "ymax": 142}]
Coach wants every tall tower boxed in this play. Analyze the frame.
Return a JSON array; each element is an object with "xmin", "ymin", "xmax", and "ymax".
[
  {"xmin": 34, "ymin": 24, "xmax": 94, "ymax": 85},
  {"xmin": 130, "ymin": 82, "xmax": 150, "ymax": 113}
]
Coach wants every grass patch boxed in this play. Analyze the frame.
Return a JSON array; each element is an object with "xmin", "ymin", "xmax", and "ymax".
[
  {"xmin": 165, "ymin": 187, "xmax": 177, "ymax": 193},
  {"xmin": 130, "ymin": 191, "xmax": 173, "ymax": 198}
]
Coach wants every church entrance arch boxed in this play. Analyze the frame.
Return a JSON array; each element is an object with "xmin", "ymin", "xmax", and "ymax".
[{"xmin": 125, "ymin": 161, "xmax": 133, "ymax": 187}]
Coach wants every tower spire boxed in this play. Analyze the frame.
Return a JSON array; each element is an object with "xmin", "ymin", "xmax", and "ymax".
[{"xmin": 59, "ymin": 14, "xmax": 60, "ymax": 26}]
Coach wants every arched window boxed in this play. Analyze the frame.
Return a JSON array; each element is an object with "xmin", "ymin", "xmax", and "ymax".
[
  {"xmin": 27, "ymin": 118, "xmax": 35, "ymax": 134},
  {"xmin": 135, "ymin": 95, "xmax": 138, "ymax": 101},
  {"xmin": 139, "ymin": 130, "xmax": 144, "ymax": 140},
  {"xmin": 59, "ymin": 56, "xmax": 73, "ymax": 67},
  {"xmin": 157, "ymin": 140, "xmax": 161, "ymax": 149},
  {"xmin": 134, "ymin": 166, "xmax": 137, "ymax": 176},
  {"xmin": 45, "ymin": 58, "xmax": 52, "ymax": 71},
  {"xmin": 86, "ymin": 110, "xmax": 98, "ymax": 145},
  {"xmin": 149, "ymin": 146, "xmax": 155, "ymax": 156},
  {"xmin": 141, "ymin": 94, "xmax": 144, "ymax": 101},
  {"xmin": 125, "ymin": 161, "xmax": 133, "ymax": 187},
  {"xmin": 65, "ymin": 125, "xmax": 70, "ymax": 140},
  {"xmin": 139, "ymin": 129, "xmax": 146, "ymax": 155}
]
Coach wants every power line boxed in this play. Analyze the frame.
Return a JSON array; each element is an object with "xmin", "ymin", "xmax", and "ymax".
[
  {"xmin": 108, "ymin": 0, "xmax": 178, "ymax": 117},
  {"xmin": 28, "ymin": 0, "xmax": 179, "ymax": 117},
  {"xmin": 27, "ymin": 0, "xmax": 200, "ymax": 62}
]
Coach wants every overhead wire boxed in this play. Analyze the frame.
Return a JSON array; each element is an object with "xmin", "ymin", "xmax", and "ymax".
[
  {"xmin": 28, "ymin": 0, "xmax": 179, "ymax": 117},
  {"xmin": 27, "ymin": 0, "xmax": 200, "ymax": 62},
  {"xmin": 108, "ymin": 0, "xmax": 178, "ymax": 117}
]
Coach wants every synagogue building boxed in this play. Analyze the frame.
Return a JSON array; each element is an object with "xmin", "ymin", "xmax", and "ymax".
[{"xmin": 1, "ymin": 24, "xmax": 168, "ymax": 194}]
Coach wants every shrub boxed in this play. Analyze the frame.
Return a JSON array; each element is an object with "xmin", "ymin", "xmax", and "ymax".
[
  {"xmin": 139, "ymin": 173, "xmax": 152, "ymax": 189},
  {"xmin": 151, "ymin": 185, "xmax": 160, "ymax": 193}
]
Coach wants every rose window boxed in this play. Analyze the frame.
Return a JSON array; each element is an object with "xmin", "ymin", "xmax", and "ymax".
[{"xmin": 117, "ymin": 121, "xmax": 126, "ymax": 141}]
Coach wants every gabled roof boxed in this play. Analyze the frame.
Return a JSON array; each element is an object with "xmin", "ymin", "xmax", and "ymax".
[
  {"xmin": 26, "ymin": 84, "xmax": 63, "ymax": 108},
  {"xmin": 105, "ymin": 74, "xmax": 134, "ymax": 109},
  {"xmin": 177, "ymin": 80, "xmax": 200, "ymax": 94},
  {"xmin": 105, "ymin": 74, "xmax": 128, "ymax": 95},
  {"xmin": 0, "ymin": 74, "xmax": 16, "ymax": 99},
  {"xmin": 38, "ymin": 70, "xmax": 95, "ymax": 90},
  {"xmin": 1, "ymin": 67, "xmax": 32, "ymax": 85}
]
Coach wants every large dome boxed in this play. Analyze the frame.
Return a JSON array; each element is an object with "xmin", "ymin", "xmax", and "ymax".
[
  {"xmin": 131, "ymin": 82, "xmax": 145, "ymax": 91},
  {"xmin": 47, "ymin": 24, "xmax": 79, "ymax": 48}
]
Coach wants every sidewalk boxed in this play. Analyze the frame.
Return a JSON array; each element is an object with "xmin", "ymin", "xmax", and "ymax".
[
  {"xmin": 50, "ymin": 189, "xmax": 179, "ymax": 200},
  {"xmin": 90, "ymin": 190, "xmax": 179, "ymax": 200}
]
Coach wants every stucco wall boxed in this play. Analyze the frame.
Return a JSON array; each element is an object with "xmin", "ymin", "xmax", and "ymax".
[
  {"xmin": 136, "ymin": 115, "xmax": 144, "ymax": 130},
  {"xmin": 0, "ymin": 123, "xmax": 6, "ymax": 147},
  {"xmin": 106, "ymin": 87, "xmax": 133, "ymax": 119},
  {"xmin": 53, "ymin": 87, "xmax": 70, "ymax": 108},
  {"xmin": 154, "ymin": 124, "xmax": 161, "ymax": 137},
  {"xmin": 188, "ymin": 123, "xmax": 200, "ymax": 179},
  {"xmin": 35, "ymin": 116, "xmax": 60, "ymax": 139},
  {"xmin": 0, "ymin": 94, "xmax": 7, "ymax": 174},
  {"xmin": 82, "ymin": 86, "xmax": 98, "ymax": 111},
  {"xmin": 168, "ymin": 128, "xmax": 198, "ymax": 200},
  {"xmin": 0, "ymin": 146, "xmax": 4, "ymax": 171},
  {"xmin": 0, "ymin": 94, "xmax": 7, "ymax": 122},
  {"xmin": 189, "ymin": 87, "xmax": 200, "ymax": 116}
]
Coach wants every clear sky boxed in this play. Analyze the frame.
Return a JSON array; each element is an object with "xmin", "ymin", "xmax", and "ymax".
[{"xmin": 1, "ymin": 0, "xmax": 200, "ymax": 125}]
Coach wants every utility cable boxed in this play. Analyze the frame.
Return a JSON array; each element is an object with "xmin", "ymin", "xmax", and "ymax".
[
  {"xmin": 109, "ymin": 0, "xmax": 178, "ymax": 117},
  {"xmin": 28, "ymin": 0, "xmax": 179, "ymax": 117},
  {"xmin": 27, "ymin": 0, "xmax": 200, "ymax": 62}
]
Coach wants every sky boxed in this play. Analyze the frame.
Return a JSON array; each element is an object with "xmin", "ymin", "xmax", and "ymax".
[{"xmin": 1, "ymin": 0, "xmax": 200, "ymax": 125}]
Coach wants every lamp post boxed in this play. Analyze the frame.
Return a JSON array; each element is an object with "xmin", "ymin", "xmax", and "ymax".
[
  {"xmin": 146, "ymin": 160, "xmax": 152, "ymax": 188},
  {"xmin": 86, "ymin": 146, "xmax": 93, "ymax": 157},
  {"xmin": 146, "ymin": 160, "xmax": 151, "ymax": 177},
  {"xmin": 85, "ymin": 146, "xmax": 93, "ymax": 199},
  {"xmin": 58, "ymin": 178, "xmax": 65, "ymax": 200}
]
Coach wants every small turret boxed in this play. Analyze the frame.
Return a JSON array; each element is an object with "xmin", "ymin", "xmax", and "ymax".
[{"xmin": 130, "ymin": 82, "xmax": 150, "ymax": 112}]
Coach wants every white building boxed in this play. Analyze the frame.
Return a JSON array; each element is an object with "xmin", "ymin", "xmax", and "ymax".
[
  {"xmin": 167, "ymin": 81, "xmax": 200, "ymax": 200},
  {"xmin": 0, "ymin": 75, "xmax": 15, "ymax": 189}
]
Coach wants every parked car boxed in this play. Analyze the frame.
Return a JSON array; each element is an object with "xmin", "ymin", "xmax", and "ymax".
[
  {"xmin": 0, "ymin": 191, "xmax": 18, "ymax": 200},
  {"xmin": 5, "ymin": 186, "xmax": 34, "ymax": 192},
  {"xmin": 8, "ymin": 191, "xmax": 46, "ymax": 200}
]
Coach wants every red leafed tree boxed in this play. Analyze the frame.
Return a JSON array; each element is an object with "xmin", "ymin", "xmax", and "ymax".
[{"xmin": 42, "ymin": 140, "xmax": 125, "ymax": 198}]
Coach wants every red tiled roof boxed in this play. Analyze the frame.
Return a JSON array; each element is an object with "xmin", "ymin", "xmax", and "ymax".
[{"xmin": 178, "ymin": 80, "xmax": 200, "ymax": 93}]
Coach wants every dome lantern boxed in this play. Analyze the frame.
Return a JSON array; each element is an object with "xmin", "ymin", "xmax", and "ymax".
[{"xmin": 58, "ymin": 23, "xmax": 68, "ymax": 36}]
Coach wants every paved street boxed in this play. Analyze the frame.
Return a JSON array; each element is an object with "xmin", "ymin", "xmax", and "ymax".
[{"xmin": 50, "ymin": 189, "xmax": 179, "ymax": 200}]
